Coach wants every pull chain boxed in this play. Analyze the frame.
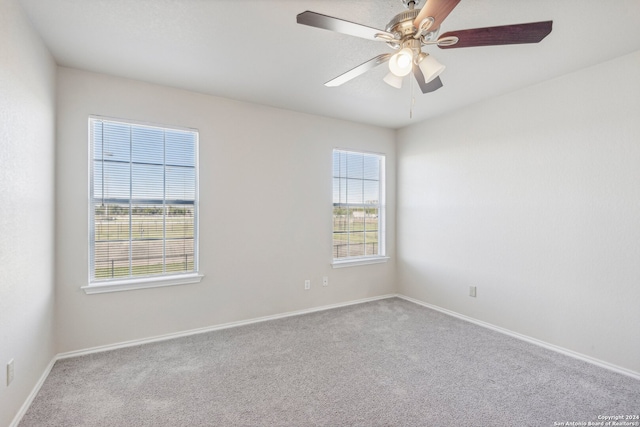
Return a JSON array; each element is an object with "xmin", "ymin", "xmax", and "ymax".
[{"xmin": 409, "ymin": 71, "xmax": 415, "ymax": 119}]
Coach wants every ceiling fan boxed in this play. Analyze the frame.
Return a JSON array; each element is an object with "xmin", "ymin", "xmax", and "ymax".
[{"xmin": 297, "ymin": 0, "xmax": 553, "ymax": 93}]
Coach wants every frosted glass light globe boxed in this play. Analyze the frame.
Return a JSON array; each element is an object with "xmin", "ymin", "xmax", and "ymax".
[
  {"xmin": 383, "ymin": 72, "xmax": 403, "ymax": 89},
  {"xmin": 389, "ymin": 48, "xmax": 413, "ymax": 77},
  {"xmin": 418, "ymin": 53, "xmax": 446, "ymax": 83}
]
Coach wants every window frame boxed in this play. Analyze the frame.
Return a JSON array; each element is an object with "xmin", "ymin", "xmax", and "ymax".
[
  {"xmin": 331, "ymin": 148, "xmax": 389, "ymax": 268},
  {"xmin": 83, "ymin": 115, "xmax": 203, "ymax": 294}
]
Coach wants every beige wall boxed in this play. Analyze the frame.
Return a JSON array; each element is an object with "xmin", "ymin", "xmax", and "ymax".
[
  {"xmin": 397, "ymin": 50, "xmax": 640, "ymax": 373},
  {"xmin": 0, "ymin": 0, "xmax": 57, "ymax": 425},
  {"xmin": 55, "ymin": 67, "xmax": 396, "ymax": 353}
]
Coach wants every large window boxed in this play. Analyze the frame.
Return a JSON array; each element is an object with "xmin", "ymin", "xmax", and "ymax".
[
  {"xmin": 87, "ymin": 117, "xmax": 199, "ymax": 291},
  {"xmin": 332, "ymin": 149, "xmax": 386, "ymax": 265}
]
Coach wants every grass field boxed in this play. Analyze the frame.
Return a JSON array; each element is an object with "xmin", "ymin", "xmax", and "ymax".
[
  {"xmin": 95, "ymin": 216, "xmax": 193, "ymax": 241},
  {"xmin": 94, "ymin": 259, "xmax": 195, "ymax": 279},
  {"xmin": 333, "ymin": 210, "xmax": 379, "ymax": 257},
  {"xmin": 93, "ymin": 211, "xmax": 194, "ymax": 280}
]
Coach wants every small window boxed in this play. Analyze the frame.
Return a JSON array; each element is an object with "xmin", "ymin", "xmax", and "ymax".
[
  {"xmin": 86, "ymin": 117, "xmax": 200, "ymax": 292},
  {"xmin": 332, "ymin": 149, "xmax": 387, "ymax": 267}
]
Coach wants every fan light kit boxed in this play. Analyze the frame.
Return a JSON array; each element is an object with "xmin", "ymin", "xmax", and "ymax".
[{"xmin": 297, "ymin": 0, "xmax": 552, "ymax": 94}]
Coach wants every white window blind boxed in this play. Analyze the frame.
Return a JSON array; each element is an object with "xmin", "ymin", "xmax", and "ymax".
[
  {"xmin": 89, "ymin": 117, "xmax": 198, "ymax": 283},
  {"xmin": 332, "ymin": 149, "xmax": 385, "ymax": 260}
]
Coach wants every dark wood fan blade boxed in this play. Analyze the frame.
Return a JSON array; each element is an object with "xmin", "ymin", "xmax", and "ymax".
[
  {"xmin": 297, "ymin": 11, "xmax": 396, "ymax": 41},
  {"xmin": 325, "ymin": 54, "xmax": 392, "ymax": 87},
  {"xmin": 413, "ymin": 65, "xmax": 444, "ymax": 94},
  {"xmin": 438, "ymin": 21, "xmax": 553, "ymax": 49},
  {"xmin": 413, "ymin": 0, "xmax": 461, "ymax": 31}
]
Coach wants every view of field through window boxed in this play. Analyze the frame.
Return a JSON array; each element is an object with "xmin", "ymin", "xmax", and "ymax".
[
  {"xmin": 332, "ymin": 149, "xmax": 384, "ymax": 259},
  {"xmin": 91, "ymin": 119, "xmax": 197, "ymax": 281}
]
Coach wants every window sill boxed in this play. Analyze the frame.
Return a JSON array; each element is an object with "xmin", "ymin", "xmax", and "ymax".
[
  {"xmin": 331, "ymin": 256, "xmax": 390, "ymax": 269},
  {"xmin": 82, "ymin": 273, "xmax": 204, "ymax": 294}
]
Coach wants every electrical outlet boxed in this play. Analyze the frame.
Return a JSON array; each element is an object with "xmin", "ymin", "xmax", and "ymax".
[
  {"xmin": 469, "ymin": 286, "xmax": 477, "ymax": 298},
  {"xmin": 322, "ymin": 276, "xmax": 328, "ymax": 287},
  {"xmin": 7, "ymin": 359, "xmax": 14, "ymax": 386},
  {"xmin": 304, "ymin": 280, "xmax": 310, "ymax": 290}
]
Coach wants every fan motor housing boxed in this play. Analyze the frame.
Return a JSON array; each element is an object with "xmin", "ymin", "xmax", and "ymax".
[
  {"xmin": 385, "ymin": 8, "xmax": 439, "ymax": 49},
  {"xmin": 386, "ymin": 9, "xmax": 420, "ymax": 37}
]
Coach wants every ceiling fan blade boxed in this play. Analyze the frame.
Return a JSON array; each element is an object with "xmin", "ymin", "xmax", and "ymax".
[
  {"xmin": 413, "ymin": 65, "xmax": 444, "ymax": 94},
  {"xmin": 438, "ymin": 21, "xmax": 553, "ymax": 49},
  {"xmin": 297, "ymin": 11, "xmax": 396, "ymax": 41},
  {"xmin": 325, "ymin": 54, "xmax": 392, "ymax": 87},
  {"xmin": 413, "ymin": 0, "xmax": 461, "ymax": 31}
]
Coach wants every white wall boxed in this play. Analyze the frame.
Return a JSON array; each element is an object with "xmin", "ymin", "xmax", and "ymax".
[
  {"xmin": 397, "ymin": 50, "xmax": 640, "ymax": 373},
  {"xmin": 55, "ymin": 67, "xmax": 396, "ymax": 353},
  {"xmin": 0, "ymin": 0, "xmax": 57, "ymax": 425}
]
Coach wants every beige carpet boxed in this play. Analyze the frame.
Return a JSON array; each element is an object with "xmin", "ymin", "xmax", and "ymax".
[{"xmin": 19, "ymin": 298, "xmax": 640, "ymax": 426}]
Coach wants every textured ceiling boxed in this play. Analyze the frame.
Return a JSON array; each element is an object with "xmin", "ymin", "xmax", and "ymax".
[{"xmin": 19, "ymin": 0, "xmax": 640, "ymax": 129}]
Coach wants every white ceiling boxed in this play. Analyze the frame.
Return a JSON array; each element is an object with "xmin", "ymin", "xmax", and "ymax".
[{"xmin": 19, "ymin": 0, "xmax": 640, "ymax": 129}]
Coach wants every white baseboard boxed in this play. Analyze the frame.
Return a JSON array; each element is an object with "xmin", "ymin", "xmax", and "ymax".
[
  {"xmin": 9, "ymin": 357, "xmax": 57, "ymax": 427},
  {"xmin": 57, "ymin": 293, "xmax": 398, "ymax": 360},
  {"xmin": 397, "ymin": 294, "xmax": 640, "ymax": 381}
]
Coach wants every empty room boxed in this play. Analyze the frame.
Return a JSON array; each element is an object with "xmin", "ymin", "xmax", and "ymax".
[{"xmin": 1, "ymin": 0, "xmax": 639, "ymax": 425}]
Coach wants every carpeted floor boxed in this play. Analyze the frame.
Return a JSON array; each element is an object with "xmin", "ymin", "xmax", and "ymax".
[{"xmin": 19, "ymin": 298, "xmax": 640, "ymax": 426}]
